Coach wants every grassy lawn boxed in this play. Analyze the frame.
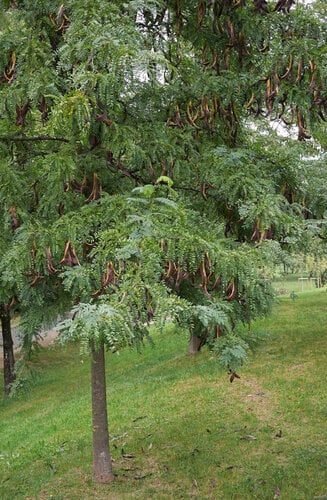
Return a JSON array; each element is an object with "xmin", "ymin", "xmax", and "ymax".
[
  {"xmin": 272, "ymin": 274, "xmax": 322, "ymax": 294},
  {"xmin": 0, "ymin": 289, "xmax": 326, "ymax": 499}
]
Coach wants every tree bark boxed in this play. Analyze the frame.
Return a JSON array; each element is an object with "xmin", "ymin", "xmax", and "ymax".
[
  {"xmin": 1, "ymin": 304, "xmax": 16, "ymax": 396},
  {"xmin": 189, "ymin": 332, "xmax": 202, "ymax": 354},
  {"xmin": 91, "ymin": 340, "xmax": 114, "ymax": 483}
]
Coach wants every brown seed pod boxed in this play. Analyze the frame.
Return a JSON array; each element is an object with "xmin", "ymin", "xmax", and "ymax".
[
  {"xmin": 91, "ymin": 289, "xmax": 105, "ymax": 298},
  {"xmin": 15, "ymin": 101, "xmax": 30, "ymax": 126},
  {"xmin": 201, "ymin": 283, "xmax": 213, "ymax": 301},
  {"xmin": 226, "ymin": 281, "xmax": 237, "ymax": 301},
  {"xmin": 166, "ymin": 260, "xmax": 176, "ymax": 279},
  {"xmin": 45, "ymin": 247, "xmax": 58, "ymax": 275},
  {"xmin": 296, "ymin": 108, "xmax": 311, "ymax": 141},
  {"xmin": 160, "ymin": 239, "xmax": 167, "ymax": 252},
  {"xmin": 227, "ymin": 20, "xmax": 235, "ymax": 46},
  {"xmin": 59, "ymin": 240, "xmax": 80, "ymax": 267},
  {"xmin": 95, "ymin": 111, "xmax": 112, "ymax": 127},
  {"xmin": 30, "ymin": 272, "xmax": 44, "ymax": 287},
  {"xmin": 229, "ymin": 369, "xmax": 240, "ymax": 383},
  {"xmin": 295, "ymin": 57, "xmax": 303, "ymax": 83},
  {"xmin": 101, "ymin": 261, "xmax": 116, "ymax": 288},
  {"xmin": 204, "ymin": 252, "xmax": 211, "ymax": 274},
  {"xmin": 70, "ymin": 175, "xmax": 87, "ymax": 194},
  {"xmin": 86, "ymin": 173, "xmax": 101, "ymax": 202},
  {"xmin": 201, "ymin": 45, "xmax": 209, "ymax": 65},
  {"xmin": 254, "ymin": 0, "xmax": 269, "ymax": 13},
  {"xmin": 186, "ymin": 101, "xmax": 200, "ymax": 129},
  {"xmin": 197, "ymin": 1, "xmax": 206, "ymax": 28},
  {"xmin": 167, "ymin": 105, "xmax": 183, "ymax": 128},
  {"xmin": 57, "ymin": 203, "xmax": 64, "ymax": 216},
  {"xmin": 175, "ymin": 266, "xmax": 189, "ymax": 290},
  {"xmin": 9, "ymin": 206, "xmax": 20, "ymax": 230},
  {"xmin": 274, "ymin": 0, "xmax": 295, "ymax": 13},
  {"xmin": 3, "ymin": 51, "xmax": 16, "ymax": 83},
  {"xmin": 199, "ymin": 260, "xmax": 207, "ymax": 285},
  {"xmin": 245, "ymin": 93, "xmax": 255, "ymax": 110},
  {"xmin": 38, "ymin": 96, "xmax": 48, "ymax": 124},
  {"xmin": 201, "ymin": 183, "xmax": 208, "ymax": 200},
  {"xmin": 211, "ymin": 274, "xmax": 222, "ymax": 290},
  {"xmin": 83, "ymin": 241, "xmax": 96, "ymax": 260},
  {"xmin": 280, "ymin": 55, "xmax": 293, "ymax": 80}
]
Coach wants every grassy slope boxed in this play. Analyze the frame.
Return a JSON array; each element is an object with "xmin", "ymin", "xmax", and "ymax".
[{"xmin": 0, "ymin": 290, "xmax": 326, "ymax": 499}]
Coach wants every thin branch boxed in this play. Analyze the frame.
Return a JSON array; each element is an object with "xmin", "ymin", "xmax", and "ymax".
[
  {"xmin": 106, "ymin": 157, "xmax": 144, "ymax": 184},
  {"xmin": 0, "ymin": 135, "xmax": 69, "ymax": 143}
]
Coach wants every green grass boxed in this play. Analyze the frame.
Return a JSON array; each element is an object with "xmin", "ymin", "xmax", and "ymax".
[
  {"xmin": 273, "ymin": 274, "xmax": 322, "ymax": 294},
  {"xmin": 1, "ymin": 290, "xmax": 327, "ymax": 499}
]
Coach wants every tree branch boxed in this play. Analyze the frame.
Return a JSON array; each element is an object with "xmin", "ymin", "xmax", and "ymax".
[{"xmin": 0, "ymin": 135, "xmax": 69, "ymax": 143}]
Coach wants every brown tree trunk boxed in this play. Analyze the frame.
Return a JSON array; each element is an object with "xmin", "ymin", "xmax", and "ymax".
[
  {"xmin": 1, "ymin": 304, "xmax": 16, "ymax": 396},
  {"xmin": 189, "ymin": 332, "xmax": 202, "ymax": 354},
  {"xmin": 91, "ymin": 340, "xmax": 114, "ymax": 483}
]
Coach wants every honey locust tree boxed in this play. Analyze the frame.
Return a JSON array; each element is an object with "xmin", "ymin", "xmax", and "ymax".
[
  {"xmin": 0, "ymin": 0, "xmax": 326, "ymax": 480},
  {"xmin": 1, "ymin": 179, "xmax": 275, "ymax": 480}
]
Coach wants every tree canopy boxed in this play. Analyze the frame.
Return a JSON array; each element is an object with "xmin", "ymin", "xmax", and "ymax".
[{"xmin": 0, "ymin": 0, "xmax": 326, "ymax": 354}]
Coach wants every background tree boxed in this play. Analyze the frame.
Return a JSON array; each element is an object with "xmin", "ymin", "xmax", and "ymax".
[
  {"xmin": 0, "ymin": 0, "xmax": 326, "ymax": 480},
  {"xmin": 0, "ymin": 303, "xmax": 16, "ymax": 396}
]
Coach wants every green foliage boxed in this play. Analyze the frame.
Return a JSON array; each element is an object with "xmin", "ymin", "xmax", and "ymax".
[
  {"xmin": 193, "ymin": 303, "xmax": 232, "ymax": 331},
  {"xmin": 5, "ymin": 358, "xmax": 41, "ymax": 398},
  {"xmin": 213, "ymin": 325, "xmax": 270, "ymax": 371},
  {"xmin": 58, "ymin": 302, "xmax": 134, "ymax": 355},
  {"xmin": 214, "ymin": 334, "xmax": 249, "ymax": 371},
  {"xmin": 0, "ymin": 0, "xmax": 326, "ymax": 368}
]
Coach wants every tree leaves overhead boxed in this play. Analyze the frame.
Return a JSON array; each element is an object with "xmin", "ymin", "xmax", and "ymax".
[{"xmin": 0, "ymin": 0, "xmax": 326, "ymax": 365}]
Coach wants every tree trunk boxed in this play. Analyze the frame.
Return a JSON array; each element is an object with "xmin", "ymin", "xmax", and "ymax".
[
  {"xmin": 91, "ymin": 340, "xmax": 114, "ymax": 483},
  {"xmin": 189, "ymin": 332, "xmax": 202, "ymax": 354},
  {"xmin": 1, "ymin": 304, "xmax": 16, "ymax": 396}
]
